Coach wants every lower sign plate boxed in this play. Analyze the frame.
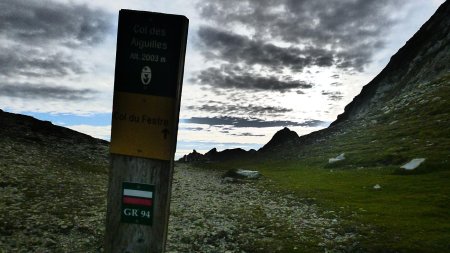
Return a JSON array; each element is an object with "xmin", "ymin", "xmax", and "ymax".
[
  {"xmin": 110, "ymin": 91, "xmax": 175, "ymax": 160},
  {"xmin": 121, "ymin": 182, "xmax": 154, "ymax": 226}
]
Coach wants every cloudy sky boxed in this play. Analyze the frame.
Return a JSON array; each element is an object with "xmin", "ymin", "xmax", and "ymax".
[{"xmin": 0, "ymin": 0, "xmax": 445, "ymax": 158}]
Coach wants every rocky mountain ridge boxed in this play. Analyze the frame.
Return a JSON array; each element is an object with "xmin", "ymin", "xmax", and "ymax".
[
  {"xmin": 179, "ymin": 127, "xmax": 301, "ymax": 162},
  {"xmin": 332, "ymin": 0, "xmax": 450, "ymax": 125},
  {"xmin": 179, "ymin": 147, "xmax": 257, "ymax": 162}
]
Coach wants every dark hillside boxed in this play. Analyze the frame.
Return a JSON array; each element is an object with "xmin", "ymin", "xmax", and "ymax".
[
  {"xmin": 0, "ymin": 109, "xmax": 108, "ymax": 147},
  {"xmin": 0, "ymin": 109, "xmax": 109, "ymax": 252},
  {"xmin": 333, "ymin": 0, "xmax": 450, "ymax": 124},
  {"xmin": 269, "ymin": 74, "xmax": 450, "ymax": 173}
]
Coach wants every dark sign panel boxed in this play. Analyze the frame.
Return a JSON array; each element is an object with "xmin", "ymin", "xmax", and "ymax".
[
  {"xmin": 110, "ymin": 10, "xmax": 188, "ymax": 160},
  {"xmin": 114, "ymin": 10, "xmax": 186, "ymax": 97}
]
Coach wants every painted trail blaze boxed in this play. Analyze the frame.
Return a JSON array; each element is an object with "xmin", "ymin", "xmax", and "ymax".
[{"xmin": 121, "ymin": 182, "xmax": 155, "ymax": 225}]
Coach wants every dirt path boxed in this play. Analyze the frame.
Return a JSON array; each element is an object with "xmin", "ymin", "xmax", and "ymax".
[{"xmin": 166, "ymin": 164, "xmax": 360, "ymax": 253}]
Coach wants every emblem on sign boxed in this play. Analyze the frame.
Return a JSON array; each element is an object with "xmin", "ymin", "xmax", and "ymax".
[
  {"xmin": 141, "ymin": 66, "xmax": 152, "ymax": 85},
  {"xmin": 121, "ymin": 182, "xmax": 154, "ymax": 225}
]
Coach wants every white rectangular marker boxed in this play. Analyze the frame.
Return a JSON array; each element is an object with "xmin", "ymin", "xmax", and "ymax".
[{"xmin": 123, "ymin": 189, "xmax": 153, "ymax": 198}]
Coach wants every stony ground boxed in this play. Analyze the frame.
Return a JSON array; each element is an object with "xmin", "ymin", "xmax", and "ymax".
[
  {"xmin": 0, "ymin": 132, "xmax": 109, "ymax": 253},
  {"xmin": 167, "ymin": 164, "xmax": 360, "ymax": 253},
  {"xmin": 0, "ymin": 153, "xmax": 360, "ymax": 252}
]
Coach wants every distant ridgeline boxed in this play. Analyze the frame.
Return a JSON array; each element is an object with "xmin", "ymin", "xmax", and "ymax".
[
  {"xmin": 179, "ymin": 127, "xmax": 300, "ymax": 162},
  {"xmin": 179, "ymin": 148, "xmax": 256, "ymax": 162}
]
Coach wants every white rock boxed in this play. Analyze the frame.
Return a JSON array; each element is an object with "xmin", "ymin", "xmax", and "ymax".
[
  {"xmin": 235, "ymin": 169, "xmax": 260, "ymax": 179},
  {"xmin": 329, "ymin": 153, "xmax": 345, "ymax": 163},
  {"xmin": 432, "ymin": 97, "xmax": 441, "ymax": 102},
  {"xmin": 401, "ymin": 158, "xmax": 426, "ymax": 170},
  {"xmin": 221, "ymin": 177, "xmax": 236, "ymax": 183},
  {"xmin": 389, "ymin": 120, "xmax": 398, "ymax": 125}
]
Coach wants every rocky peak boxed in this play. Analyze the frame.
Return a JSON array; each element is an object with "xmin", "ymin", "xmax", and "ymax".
[
  {"xmin": 205, "ymin": 148, "xmax": 218, "ymax": 156},
  {"xmin": 260, "ymin": 127, "xmax": 300, "ymax": 152},
  {"xmin": 180, "ymin": 149, "xmax": 205, "ymax": 162}
]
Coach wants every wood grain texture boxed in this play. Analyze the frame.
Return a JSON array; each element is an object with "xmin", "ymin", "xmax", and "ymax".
[{"xmin": 104, "ymin": 154, "xmax": 174, "ymax": 253}]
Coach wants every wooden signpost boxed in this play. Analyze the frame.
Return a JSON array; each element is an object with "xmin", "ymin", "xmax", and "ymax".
[{"xmin": 105, "ymin": 10, "xmax": 188, "ymax": 253}]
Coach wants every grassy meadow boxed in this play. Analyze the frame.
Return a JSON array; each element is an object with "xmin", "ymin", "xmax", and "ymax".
[{"xmin": 256, "ymin": 162, "xmax": 450, "ymax": 252}]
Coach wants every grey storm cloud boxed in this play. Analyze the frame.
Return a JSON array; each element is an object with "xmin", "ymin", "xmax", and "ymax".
[
  {"xmin": 193, "ymin": 65, "xmax": 313, "ymax": 91},
  {"xmin": 183, "ymin": 116, "xmax": 325, "ymax": 128},
  {"xmin": 194, "ymin": 0, "xmax": 404, "ymax": 90},
  {"xmin": 231, "ymin": 132, "xmax": 265, "ymax": 137},
  {"xmin": 197, "ymin": 27, "xmax": 335, "ymax": 72},
  {"xmin": 0, "ymin": 82, "xmax": 97, "ymax": 101},
  {"xmin": 0, "ymin": 0, "xmax": 112, "ymax": 79},
  {"xmin": 187, "ymin": 103, "xmax": 292, "ymax": 116},
  {"xmin": 180, "ymin": 127, "xmax": 206, "ymax": 132},
  {"xmin": 198, "ymin": 0, "xmax": 399, "ymax": 50},
  {"xmin": 331, "ymin": 74, "xmax": 340, "ymax": 79},
  {"xmin": 0, "ymin": 49, "xmax": 84, "ymax": 78},
  {"xmin": 0, "ymin": 0, "xmax": 111, "ymax": 46},
  {"xmin": 322, "ymin": 90, "xmax": 344, "ymax": 101}
]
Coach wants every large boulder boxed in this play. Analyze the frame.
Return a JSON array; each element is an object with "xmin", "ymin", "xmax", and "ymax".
[
  {"xmin": 401, "ymin": 158, "xmax": 426, "ymax": 170},
  {"xmin": 222, "ymin": 169, "xmax": 261, "ymax": 183},
  {"xmin": 329, "ymin": 153, "xmax": 345, "ymax": 163}
]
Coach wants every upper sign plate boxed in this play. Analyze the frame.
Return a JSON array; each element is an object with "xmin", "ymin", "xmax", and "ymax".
[{"xmin": 114, "ymin": 10, "xmax": 187, "ymax": 98}]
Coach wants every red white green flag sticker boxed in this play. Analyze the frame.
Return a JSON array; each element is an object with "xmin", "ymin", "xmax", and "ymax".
[{"xmin": 121, "ymin": 182, "xmax": 154, "ymax": 226}]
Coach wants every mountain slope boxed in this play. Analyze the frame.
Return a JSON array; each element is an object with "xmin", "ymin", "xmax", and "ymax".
[
  {"xmin": 256, "ymin": 1, "xmax": 450, "ymax": 169},
  {"xmin": 333, "ymin": 1, "xmax": 450, "ymax": 125},
  {"xmin": 291, "ymin": 73, "xmax": 449, "ymax": 169},
  {"xmin": 0, "ymin": 110, "xmax": 110, "ymax": 252}
]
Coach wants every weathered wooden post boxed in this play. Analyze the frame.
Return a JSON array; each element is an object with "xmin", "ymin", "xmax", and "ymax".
[{"xmin": 104, "ymin": 10, "xmax": 188, "ymax": 253}]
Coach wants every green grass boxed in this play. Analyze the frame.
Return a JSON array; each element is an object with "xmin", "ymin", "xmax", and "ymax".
[{"xmin": 255, "ymin": 162, "xmax": 450, "ymax": 252}]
